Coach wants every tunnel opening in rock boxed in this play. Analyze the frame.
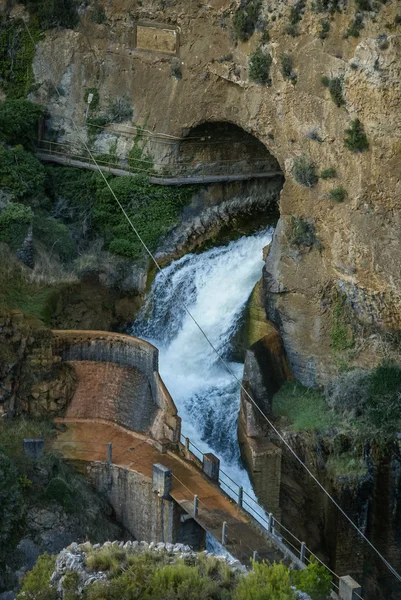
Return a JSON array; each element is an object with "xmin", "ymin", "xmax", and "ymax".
[
  {"xmin": 179, "ymin": 121, "xmax": 282, "ymax": 177},
  {"xmin": 158, "ymin": 121, "xmax": 284, "ymax": 263}
]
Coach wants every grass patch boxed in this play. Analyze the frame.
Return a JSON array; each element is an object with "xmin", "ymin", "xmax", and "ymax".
[
  {"xmin": 331, "ymin": 293, "xmax": 354, "ymax": 352},
  {"xmin": 328, "ymin": 186, "xmax": 347, "ymax": 202},
  {"xmin": 272, "ymin": 381, "xmax": 335, "ymax": 432},
  {"xmin": 326, "ymin": 451, "xmax": 368, "ymax": 479},
  {"xmin": 0, "ymin": 247, "xmax": 60, "ymax": 323},
  {"xmin": 320, "ymin": 167, "xmax": 336, "ymax": 179}
]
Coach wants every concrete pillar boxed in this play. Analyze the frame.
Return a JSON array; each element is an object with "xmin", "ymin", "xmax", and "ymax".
[
  {"xmin": 339, "ymin": 576, "xmax": 362, "ymax": 600},
  {"xmin": 203, "ymin": 453, "xmax": 220, "ymax": 482},
  {"xmin": 152, "ymin": 463, "xmax": 172, "ymax": 499},
  {"xmin": 23, "ymin": 439, "xmax": 44, "ymax": 459}
]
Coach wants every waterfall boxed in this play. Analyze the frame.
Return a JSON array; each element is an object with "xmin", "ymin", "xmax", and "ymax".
[{"xmin": 132, "ymin": 228, "xmax": 273, "ymax": 519}]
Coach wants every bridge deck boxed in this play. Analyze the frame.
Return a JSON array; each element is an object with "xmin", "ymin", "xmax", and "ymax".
[
  {"xmin": 53, "ymin": 418, "xmax": 291, "ymax": 565},
  {"xmin": 36, "ymin": 152, "xmax": 283, "ymax": 186}
]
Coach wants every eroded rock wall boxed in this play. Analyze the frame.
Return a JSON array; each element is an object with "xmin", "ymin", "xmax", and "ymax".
[{"xmin": 16, "ymin": 0, "xmax": 400, "ymax": 383}]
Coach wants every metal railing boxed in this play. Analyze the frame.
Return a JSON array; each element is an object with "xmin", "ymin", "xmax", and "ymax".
[
  {"xmin": 34, "ymin": 139, "xmax": 283, "ymax": 182},
  {"xmin": 2, "ymin": 436, "xmax": 365, "ymax": 599}
]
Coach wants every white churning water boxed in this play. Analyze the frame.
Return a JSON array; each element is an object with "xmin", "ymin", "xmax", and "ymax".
[{"xmin": 132, "ymin": 228, "xmax": 274, "ymax": 522}]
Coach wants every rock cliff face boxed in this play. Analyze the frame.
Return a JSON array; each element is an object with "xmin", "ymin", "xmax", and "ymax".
[
  {"xmin": 8, "ymin": 0, "xmax": 398, "ymax": 383},
  {"xmin": 0, "ymin": 310, "xmax": 76, "ymax": 418}
]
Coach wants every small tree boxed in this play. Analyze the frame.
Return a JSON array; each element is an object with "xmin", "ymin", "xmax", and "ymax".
[
  {"xmin": 249, "ymin": 49, "xmax": 272, "ymax": 84},
  {"xmin": 344, "ymin": 119, "xmax": 369, "ymax": 152}
]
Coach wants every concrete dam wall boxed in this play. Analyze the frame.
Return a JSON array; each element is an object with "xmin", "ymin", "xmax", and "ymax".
[{"xmin": 51, "ymin": 330, "xmax": 181, "ymax": 443}]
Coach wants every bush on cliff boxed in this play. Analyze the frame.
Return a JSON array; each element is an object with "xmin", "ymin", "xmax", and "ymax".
[
  {"xmin": 233, "ymin": 0, "xmax": 262, "ymax": 42},
  {"xmin": 0, "ymin": 145, "xmax": 46, "ymax": 202},
  {"xmin": 0, "ymin": 203, "xmax": 33, "ymax": 250},
  {"xmin": 248, "ymin": 49, "xmax": 272, "ymax": 85},
  {"xmin": 344, "ymin": 119, "xmax": 369, "ymax": 152},
  {"xmin": 0, "ymin": 99, "xmax": 44, "ymax": 147},
  {"xmin": 93, "ymin": 175, "xmax": 193, "ymax": 259},
  {"xmin": 292, "ymin": 155, "xmax": 318, "ymax": 187}
]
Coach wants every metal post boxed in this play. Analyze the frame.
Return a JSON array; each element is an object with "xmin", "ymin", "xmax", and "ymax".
[
  {"xmin": 222, "ymin": 521, "xmax": 227, "ymax": 546},
  {"xmin": 185, "ymin": 437, "xmax": 190, "ymax": 451},
  {"xmin": 194, "ymin": 494, "xmax": 198, "ymax": 517},
  {"xmin": 300, "ymin": 542, "xmax": 306, "ymax": 563},
  {"xmin": 253, "ymin": 551, "xmax": 258, "ymax": 562},
  {"xmin": 238, "ymin": 486, "xmax": 243, "ymax": 508},
  {"xmin": 107, "ymin": 443, "xmax": 112, "ymax": 466},
  {"xmin": 268, "ymin": 513, "xmax": 274, "ymax": 533}
]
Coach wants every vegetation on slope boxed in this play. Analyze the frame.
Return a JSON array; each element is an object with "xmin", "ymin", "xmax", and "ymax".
[
  {"xmin": 18, "ymin": 544, "xmax": 332, "ymax": 600},
  {"xmin": 274, "ymin": 362, "xmax": 401, "ymax": 442},
  {"xmin": 0, "ymin": 418, "xmax": 122, "ymax": 591}
]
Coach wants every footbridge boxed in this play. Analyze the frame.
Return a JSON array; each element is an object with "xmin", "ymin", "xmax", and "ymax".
[
  {"xmin": 28, "ymin": 329, "xmax": 361, "ymax": 600},
  {"xmin": 34, "ymin": 139, "xmax": 283, "ymax": 186}
]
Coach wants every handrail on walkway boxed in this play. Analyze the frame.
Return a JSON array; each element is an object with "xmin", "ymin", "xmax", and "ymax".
[{"xmin": 2, "ymin": 436, "xmax": 363, "ymax": 600}]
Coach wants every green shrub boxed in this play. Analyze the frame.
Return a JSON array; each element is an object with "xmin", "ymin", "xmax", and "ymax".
[
  {"xmin": 91, "ymin": 3, "xmax": 107, "ymax": 24},
  {"xmin": 0, "ymin": 99, "xmax": 44, "ymax": 146},
  {"xmin": 328, "ymin": 186, "xmax": 347, "ymax": 202},
  {"xmin": 292, "ymin": 556, "xmax": 332, "ymax": 597},
  {"xmin": 355, "ymin": 0, "xmax": 373, "ymax": 10},
  {"xmin": 0, "ymin": 18, "xmax": 43, "ymax": 99},
  {"xmin": 234, "ymin": 561, "xmax": 295, "ymax": 600},
  {"xmin": 20, "ymin": 0, "xmax": 79, "ymax": 30},
  {"xmin": 0, "ymin": 203, "xmax": 33, "ymax": 249},
  {"xmin": 319, "ymin": 18, "xmax": 331, "ymax": 38},
  {"xmin": 292, "ymin": 155, "xmax": 318, "ymax": 187},
  {"xmin": 280, "ymin": 54, "xmax": 296, "ymax": 83},
  {"xmin": 345, "ymin": 13, "xmax": 364, "ymax": 37},
  {"xmin": 313, "ymin": 0, "xmax": 341, "ymax": 13},
  {"xmin": 344, "ymin": 119, "xmax": 369, "ymax": 152},
  {"xmin": 17, "ymin": 553, "xmax": 57, "ymax": 600},
  {"xmin": 33, "ymin": 215, "xmax": 77, "ymax": 262},
  {"xmin": 320, "ymin": 75, "xmax": 330, "ymax": 87},
  {"xmin": 248, "ymin": 49, "xmax": 272, "ymax": 84},
  {"xmin": 328, "ymin": 77, "xmax": 345, "ymax": 106},
  {"xmin": 0, "ymin": 145, "xmax": 46, "ymax": 202},
  {"xmin": 93, "ymin": 175, "xmax": 193, "ymax": 259},
  {"xmin": 320, "ymin": 167, "xmax": 336, "ymax": 179},
  {"xmin": 62, "ymin": 571, "xmax": 80, "ymax": 600},
  {"xmin": 44, "ymin": 477, "xmax": 75, "ymax": 512},
  {"xmin": 233, "ymin": 0, "xmax": 262, "ymax": 42},
  {"xmin": 289, "ymin": 216, "xmax": 321, "ymax": 249}
]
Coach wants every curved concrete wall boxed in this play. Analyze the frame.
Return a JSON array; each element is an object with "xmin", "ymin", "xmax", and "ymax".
[{"xmin": 51, "ymin": 330, "xmax": 181, "ymax": 442}]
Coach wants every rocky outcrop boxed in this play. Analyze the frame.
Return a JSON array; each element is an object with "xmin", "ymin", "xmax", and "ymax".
[{"xmin": 0, "ymin": 310, "xmax": 76, "ymax": 418}]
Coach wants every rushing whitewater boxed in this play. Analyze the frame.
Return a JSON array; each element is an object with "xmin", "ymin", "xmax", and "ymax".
[{"xmin": 133, "ymin": 229, "xmax": 273, "ymax": 513}]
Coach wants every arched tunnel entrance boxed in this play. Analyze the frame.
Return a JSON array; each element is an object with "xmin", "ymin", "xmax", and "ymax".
[
  {"xmin": 161, "ymin": 121, "xmax": 285, "ymax": 256},
  {"xmin": 178, "ymin": 121, "xmax": 282, "ymax": 178}
]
